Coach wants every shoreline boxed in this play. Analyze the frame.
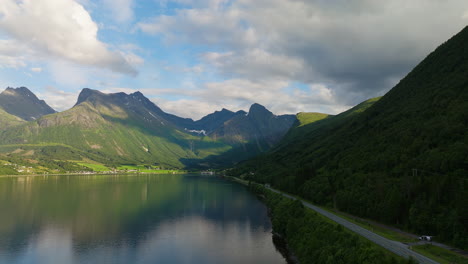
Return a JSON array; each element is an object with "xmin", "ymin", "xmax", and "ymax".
[
  {"xmin": 0, "ymin": 171, "xmax": 188, "ymax": 178},
  {"xmin": 222, "ymin": 175, "xmax": 299, "ymax": 264}
]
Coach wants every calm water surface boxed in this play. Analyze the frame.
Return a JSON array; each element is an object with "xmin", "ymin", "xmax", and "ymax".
[{"xmin": 0, "ymin": 174, "xmax": 286, "ymax": 264}]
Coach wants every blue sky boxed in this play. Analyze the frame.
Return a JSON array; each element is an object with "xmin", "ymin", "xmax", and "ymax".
[{"xmin": 1, "ymin": 0, "xmax": 467, "ymax": 119}]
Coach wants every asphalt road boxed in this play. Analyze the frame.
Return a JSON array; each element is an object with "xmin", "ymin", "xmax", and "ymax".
[{"xmin": 266, "ymin": 187, "xmax": 439, "ymax": 264}]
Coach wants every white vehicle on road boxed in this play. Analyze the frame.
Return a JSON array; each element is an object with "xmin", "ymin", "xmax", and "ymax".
[{"xmin": 419, "ymin": 235, "xmax": 433, "ymax": 241}]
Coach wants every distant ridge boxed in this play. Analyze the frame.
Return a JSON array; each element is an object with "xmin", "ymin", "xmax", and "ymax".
[{"xmin": 0, "ymin": 87, "xmax": 55, "ymax": 121}]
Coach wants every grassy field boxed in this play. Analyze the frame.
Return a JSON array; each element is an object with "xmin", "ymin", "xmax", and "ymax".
[
  {"xmin": 412, "ymin": 244, "xmax": 468, "ymax": 264},
  {"xmin": 296, "ymin": 112, "xmax": 329, "ymax": 126},
  {"xmin": 75, "ymin": 163, "xmax": 186, "ymax": 173},
  {"xmin": 78, "ymin": 163, "xmax": 110, "ymax": 172},
  {"xmin": 116, "ymin": 165, "xmax": 185, "ymax": 173}
]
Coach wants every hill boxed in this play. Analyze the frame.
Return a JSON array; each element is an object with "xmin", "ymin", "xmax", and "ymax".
[
  {"xmin": 232, "ymin": 26, "xmax": 468, "ymax": 249},
  {"xmin": 0, "ymin": 87, "xmax": 55, "ymax": 121},
  {"xmin": 0, "ymin": 107, "xmax": 25, "ymax": 130}
]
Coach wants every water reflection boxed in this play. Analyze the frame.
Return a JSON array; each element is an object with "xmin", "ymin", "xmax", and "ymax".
[{"xmin": 0, "ymin": 174, "xmax": 285, "ymax": 264}]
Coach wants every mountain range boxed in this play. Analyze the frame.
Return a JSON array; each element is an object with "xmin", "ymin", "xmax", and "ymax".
[{"xmin": 0, "ymin": 86, "xmax": 296, "ymax": 171}]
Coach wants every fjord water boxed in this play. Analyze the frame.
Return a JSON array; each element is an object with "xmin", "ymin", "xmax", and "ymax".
[{"xmin": 0, "ymin": 174, "xmax": 285, "ymax": 264}]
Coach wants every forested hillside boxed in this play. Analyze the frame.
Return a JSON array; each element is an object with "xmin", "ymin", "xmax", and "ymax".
[{"xmin": 232, "ymin": 26, "xmax": 468, "ymax": 249}]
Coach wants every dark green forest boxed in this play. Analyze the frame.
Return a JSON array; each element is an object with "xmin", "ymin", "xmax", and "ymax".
[
  {"xmin": 250, "ymin": 184, "xmax": 416, "ymax": 264},
  {"xmin": 231, "ymin": 26, "xmax": 468, "ymax": 249}
]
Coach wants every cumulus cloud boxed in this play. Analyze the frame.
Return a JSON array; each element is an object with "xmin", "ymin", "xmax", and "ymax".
[
  {"xmin": 202, "ymin": 49, "xmax": 306, "ymax": 81},
  {"xmin": 139, "ymin": 0, "xmax": 468, "ymax": 112},
  {"xmin": 39, "ymin": 86, "xmax": 80, "ymax": 111},
  {"xmin": 0, "ymin": 39, "xmax": 30, "ymax": 69},
  {"xmin": 120, "ymin": 51, "xmax": 145, "ymax": 67},
  {"xmin": 0, "ymin": 0, "xmax": 137, "ymax": 75},
  {"xmin": 138, "ymin": 7, "xmax": 256, "ymax": 48}
]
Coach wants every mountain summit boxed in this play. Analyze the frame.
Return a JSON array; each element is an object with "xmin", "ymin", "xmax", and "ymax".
[
  {"xmin": 0, "ymin": 87, "xmax": 55, "ymax": 121},
  {"xmin": 210, "ymin": 103, "xmax": 296, "ymax": 146},
  {"xmin": 248, "ymin": 103, "xmax": 271, "ymax": 116}
]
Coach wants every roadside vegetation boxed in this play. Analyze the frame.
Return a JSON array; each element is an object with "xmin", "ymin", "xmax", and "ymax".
[
  {"xmin": 412, "ymin": 244, "xmax": 468, "ymax": 264},
  {"xmin": 249, "ymin": 184, "xmax": 416, "ymax": 264}
]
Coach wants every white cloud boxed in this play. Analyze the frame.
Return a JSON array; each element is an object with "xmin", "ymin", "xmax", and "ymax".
[
  {"xmin": 463, "ymin": 10, "xmax": 468, "ymax": 19},
  {"xmin": 202, "ymin": 49, "xmax": 305, "ymax": 81},
  {"xmin": 138, "ymin": 7, "xmax": 256, "ymax": 48},
  {"xmin": 0, "ymin": 0, "xmax": 137, "ymax": 75},
  {"xmin": 31, "ymin": 67, "xmax": 42, "ymax": 73},
  {"xmin": 0, "ymin": 54, "xmax": 26, "ymax": 69},
  {"xmin": 121, "ymin": 51, "xmax": 144, "ymax": 67},
  {"xmin": 0, "ymin": 39, "xmax": 30, "ymax": 69},
  {"xmin": 39, "ymin": 86, "xmax": 80, "ymax": 111},
  {"xmin": 49, "ymin": 60, "xmax": 89, "ymax": 87},
  {"xmin": 102, "ymin": 0, "xmax": 134, "ymax": 23}
]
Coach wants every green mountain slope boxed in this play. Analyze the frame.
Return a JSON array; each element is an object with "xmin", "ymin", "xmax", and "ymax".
[
  {"xmin": 233, "ymin": 26, "xmax": 468, "ymax": 248},
  {"xmin": 0, "ymin": 107, "xmax": 25, "ymax": 130},
  {"xmin": 296, "ymin": 112, "xmax": 330, "ymax": 126},
  {"xmin": 0, "ymin": 87, "xmax": 55, "ymax": 121},
  {"xmin": 267, "ymin": 97, "xmax": 380, "ymax": 157}
]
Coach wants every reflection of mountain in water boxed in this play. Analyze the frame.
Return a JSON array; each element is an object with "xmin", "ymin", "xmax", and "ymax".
[{"xmin": 0, "ymin": 174, "xmax": 277, "ymax": 264}]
